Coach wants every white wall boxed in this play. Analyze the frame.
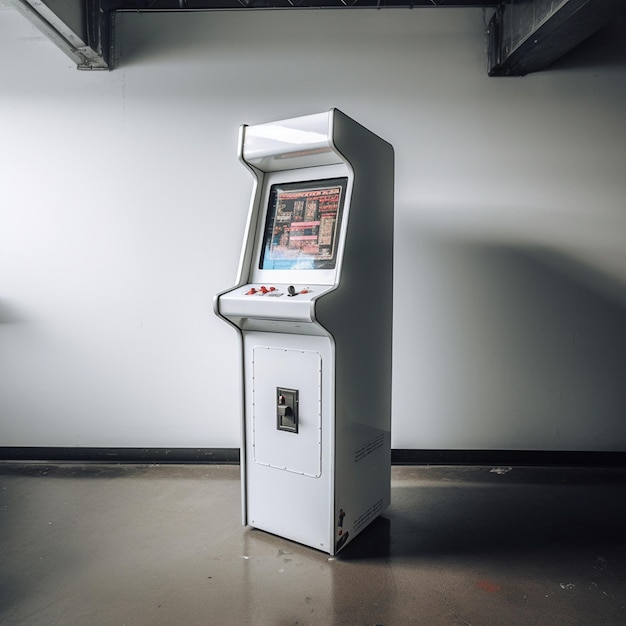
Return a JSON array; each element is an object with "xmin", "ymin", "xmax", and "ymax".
[{"xmin": 1, "ymin": 6, "xmax": 625, "ymax": 450}]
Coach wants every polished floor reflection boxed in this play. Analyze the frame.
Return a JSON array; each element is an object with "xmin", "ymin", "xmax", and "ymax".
[{"xmin": 1, "ymin": 463, "xmax": 625, "ymax": 625}]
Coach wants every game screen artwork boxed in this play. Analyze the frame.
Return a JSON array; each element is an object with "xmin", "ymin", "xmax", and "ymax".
[{"xmin": 259, "ymin": 178, "xmax": 348, "ymax": 270}]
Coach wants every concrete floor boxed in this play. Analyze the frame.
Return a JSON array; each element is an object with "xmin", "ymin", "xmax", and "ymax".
[{"xmin": 1, "ymin": 464, "xmax": 625, "ymax": 625}]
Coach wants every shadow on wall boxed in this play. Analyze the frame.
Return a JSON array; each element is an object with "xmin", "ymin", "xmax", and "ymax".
[
  {"xmin": 394, "ymin": 223, "xmax": 626, "ymax": 449},
  {"xmin": 549, "ymin": 15, "xmax": 626, "ymax": 72},
  {"xmin": 0, "ymin": 301, "xmax": 26, "ymax": 324},
  {"xmin": 112, "ymin": 10, "xmax": 626, "ymax": 71},
  {"xmin": 532, "ymin": 247, "xmax": 626, "ymax": 310},
  {"xmin": 113, "ymin": 12, "xmax": 223, "ymax": 67}
]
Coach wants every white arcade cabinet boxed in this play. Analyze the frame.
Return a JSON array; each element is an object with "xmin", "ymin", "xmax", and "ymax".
[{"xmin": 214, "ymin": 109, "xmax": 394, "ymax": 554}]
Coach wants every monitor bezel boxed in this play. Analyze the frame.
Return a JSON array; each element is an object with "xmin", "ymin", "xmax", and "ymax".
[
  {"xmin": 250, "ymin": 164, "xmax": 352, "ymax": 286},
  {"xmin": 259, "ymin": 177, "xmax": 348, "ymax": 272}
]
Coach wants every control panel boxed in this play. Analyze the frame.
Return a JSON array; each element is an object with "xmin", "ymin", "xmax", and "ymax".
[
  {"xmin": 244, "ymin": 285, "xmax": 314, "ymax": 297},
  {"xmin": 217, "ymin": 283, "xmax": 334, "ymax": 326}
]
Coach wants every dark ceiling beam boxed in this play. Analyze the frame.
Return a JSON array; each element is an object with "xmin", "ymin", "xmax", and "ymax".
[
  {"xmin": 10, "ymin": 0, "xmax": 111, "ymax": 69},
  {"xmin": 488, "ymin": 0, "xmax": 625, "ymax": 76},
  {"xmin": 13, "ymin": 0, "xmax": 622, "ymax": 73},
  {"xmin": 108, "ymin": 0, "xmax": 498, "ymax": 10},
  {"xmin": 8, "ymin": 0, "xmax": 498, "ymax": 70}
]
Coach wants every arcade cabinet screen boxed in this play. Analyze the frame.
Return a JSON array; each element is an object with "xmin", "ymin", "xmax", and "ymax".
[{"xmin": 260, "ymin": 178, "xmax": 348, "ymax": 270}]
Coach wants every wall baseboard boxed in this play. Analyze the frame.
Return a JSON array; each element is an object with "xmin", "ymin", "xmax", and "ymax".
[
  {"xmin": 0, "ymin": 447, "xmax": 240, "ymax": 464},
  {"xmin": 391, "ymin": 449, "xmax": 626, "ymax": 467},
  {"xmin": 0, "ymin": 447, "xmax": 625, "ymax": 466}
]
